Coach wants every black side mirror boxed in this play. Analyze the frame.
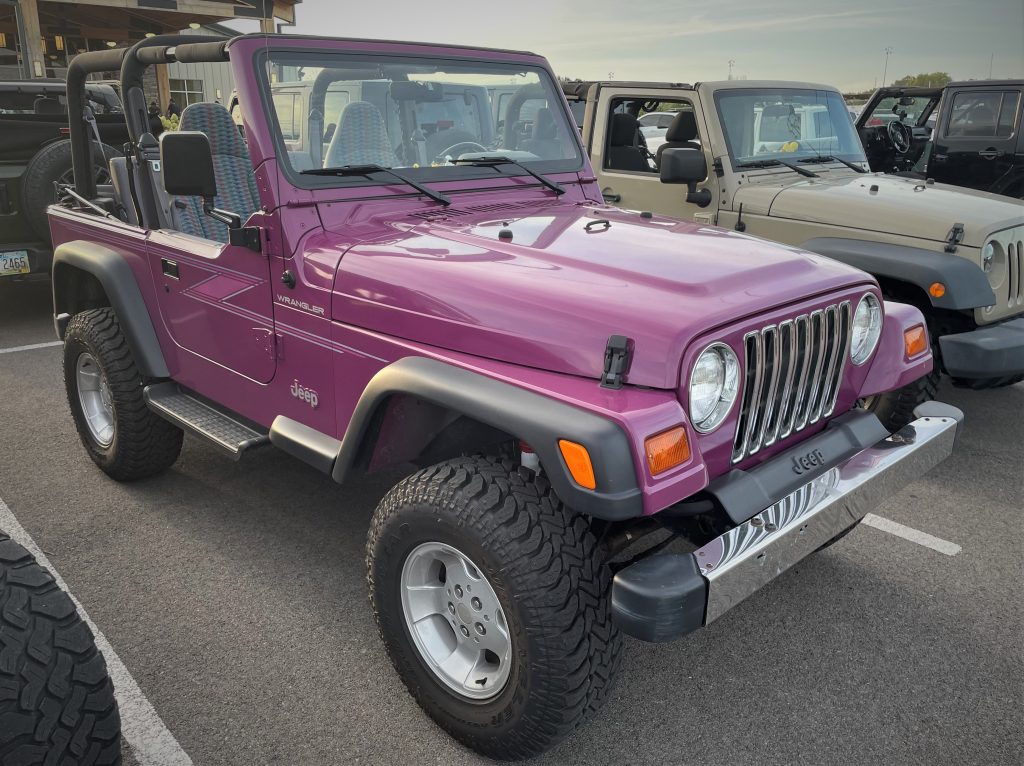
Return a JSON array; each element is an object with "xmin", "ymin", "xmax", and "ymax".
[
  {"xmin": 161, "ymin": 131, "xmax": 217, "ymax": 198},
  {"xmin": 659, "ymin": 147, "xmax": 712, "ymax": 208},
  {"xmin": 160, "ymin": 131, "xmax": 242, "ymax": 230}
]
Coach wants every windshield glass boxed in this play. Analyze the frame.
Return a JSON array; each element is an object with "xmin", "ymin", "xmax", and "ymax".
[
  {"xmin": 715, "ymin": 88, "xmax": 866, "ymax": 166},
  {"xmin": 264, "ymin": 51, "xmax": 581, "ymax": 184}
]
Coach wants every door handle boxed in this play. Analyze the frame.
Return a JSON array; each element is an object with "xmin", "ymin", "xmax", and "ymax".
[
  {"xmin": 978, "ymin": 148, "xmax": 1000, "ymax": 159},
  {"xmin": 161, "ymin": 259, "xmax": 179, "ymax": 279},
  {"xmin": 602, "ymin": 188, "xmax": 621, "ymax": 203}
]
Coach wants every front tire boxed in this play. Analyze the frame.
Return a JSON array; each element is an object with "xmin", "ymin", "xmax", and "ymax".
[
  {"xmin": 862, "ymin": 367, "xmax": 939, "ymax": 432},
  {"xmin": 0, "ymin": 530, "xmax": 122, "ymax": 765},
  {"xmin": 367, "ymin": 456, "xmax": 621, "ymax": 760},
  {"xmin": 63, "ymin": 308, "xmax": 182, "ymax": 481}
]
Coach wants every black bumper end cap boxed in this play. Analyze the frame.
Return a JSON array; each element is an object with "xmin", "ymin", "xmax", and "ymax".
[{"xmin": 611, "ymin": 553, "xmax": 706, "ymax": 642}]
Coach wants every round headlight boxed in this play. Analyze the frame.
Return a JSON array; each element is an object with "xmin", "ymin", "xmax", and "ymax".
[
  {"xmin": 851, "ymin": 293, "xmax": 883, "ymax": 365},
  {"xmin": 982, "ymin": 242, "xmax": 996, "ymax": 273},
  {"xmin": 689, "ymin": 343, "xmax": 740, "ymax": 433}
]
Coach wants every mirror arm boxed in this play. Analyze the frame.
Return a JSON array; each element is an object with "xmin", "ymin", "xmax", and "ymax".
[
  {"xmin": 685, "ymin": 181, "xmax": 713, "ymax": 208},
  {"xmin": 203, "ymin": 199, "xmax": 242, "ymax": 230}
]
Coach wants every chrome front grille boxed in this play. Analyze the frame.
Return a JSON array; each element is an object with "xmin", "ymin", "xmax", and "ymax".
[{"xmin": 732, "ymin": 301, "xmax": 852, "ymax": 464}]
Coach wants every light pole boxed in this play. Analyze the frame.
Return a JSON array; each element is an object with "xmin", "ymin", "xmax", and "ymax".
[
  {"xmin": 728, "ymin": 59, "xmax": 735, "ymax": 80},
  {"xmin": 882, "ymin": 47, "xmax": 893, "ymax": 87}
]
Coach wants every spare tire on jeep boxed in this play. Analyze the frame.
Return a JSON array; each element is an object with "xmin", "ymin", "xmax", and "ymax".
[
  {"xmin": 0, "ymin": 529, "xmax": 122, "ymax": 765},
  {"xmin": 20, "ymin": 139, "xmax": 121, "ymax": 243}
]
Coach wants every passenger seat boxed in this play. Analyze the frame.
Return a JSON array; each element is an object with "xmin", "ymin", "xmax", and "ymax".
[
  {"xmin": 521, "ymin": 108, "xmax": 561, "ymax": 159},
  {"xmin": 325, "ymin": 101, "xmax": 398, "ymax": 168},
  {"xmin": 172, "ymin": 102, "xmax": 261, "ymax": 242},
  {"xmin": 655, "ymin": 111, "xmax": 701, "ymax": 166}
]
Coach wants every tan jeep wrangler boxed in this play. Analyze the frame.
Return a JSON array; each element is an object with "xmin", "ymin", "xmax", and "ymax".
[{"xmin": 565, "ymin": 79, "xmax": 1024, "ymax": 424}]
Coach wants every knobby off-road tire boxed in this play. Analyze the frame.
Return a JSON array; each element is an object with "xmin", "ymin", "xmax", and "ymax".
[
  {"xmin": 0, "ymin": 530, "xmax": 121, "ymax": 765},
  {"xmin": 862, "ymin": 367, "xmax": 939, "ymax": 432},
  {"xmin": 367, "ymin": 456, "xmax": 622, "ymax": 760},
  {"xmin": 63, "ymin": 308, "xmax": 182, "ymax": 481},
  {"xmin": 21, "ymin": 140, "xmax": 122, "ymax": 243}
]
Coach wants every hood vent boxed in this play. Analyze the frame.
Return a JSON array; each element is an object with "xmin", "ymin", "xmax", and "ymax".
[{"xmin": 408, "ymin": 198, "xmax": 561, "ymax": 222}]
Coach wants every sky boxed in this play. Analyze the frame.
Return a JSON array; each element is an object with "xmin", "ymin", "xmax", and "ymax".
[{"xmin": 228, "ymin": 0, "xmax": 1024, "ymax": 92}]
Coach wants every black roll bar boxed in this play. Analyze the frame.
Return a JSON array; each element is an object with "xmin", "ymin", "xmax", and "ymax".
[
  {"xmin": 66, "ymin": 47, "xmax": 128, "ymax": 200},
  {"xmin": 65, "ymin": 35, "xmax": 230, "ymax": 202}
]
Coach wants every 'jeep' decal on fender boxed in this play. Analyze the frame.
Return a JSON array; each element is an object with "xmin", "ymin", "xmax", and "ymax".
[
  {"xmin": 276, "ymin": 294, "xmax": 326, "ymax": 316},
  {"xmin": 791, "ymin": 448, "xmax": 826, "ymax": 475},
  {"xmin": 290, "ymin": 380, "xmax": 319, "ymax": 409}
]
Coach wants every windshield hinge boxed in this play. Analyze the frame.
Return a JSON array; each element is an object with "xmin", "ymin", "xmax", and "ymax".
[
  {"xmin": 944, "ymin": 222, "xmax": 965, "ymax": 253},
  {"xmin": 712, "ymin": 157, "xmax": 725, "ymax": 177},
  {"xmin": 600, "ymin": 335, "xmax": 633, "ymax": 390}
]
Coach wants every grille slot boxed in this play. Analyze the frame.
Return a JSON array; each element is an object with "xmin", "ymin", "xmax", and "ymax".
[
  {"xmin": 1010, "ymin": 241, "xmax": 1019, "ymax": 307},
  {"xmin": 1009, "ymin": 240, "xmax": 1024, "ymax": 307},
  {"xmin": 732, "ymin": 301, "xmax": 851, "ymax": 464}
]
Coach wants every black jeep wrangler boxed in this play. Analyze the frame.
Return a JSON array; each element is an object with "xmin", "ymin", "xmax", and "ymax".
[
  {"xmin": 0, "ymin": 80, "xmax": 127, "ymax": 283},
  {"xmin": 856, "ymin": 80, "xmax": 1023, "ymax": 199}
]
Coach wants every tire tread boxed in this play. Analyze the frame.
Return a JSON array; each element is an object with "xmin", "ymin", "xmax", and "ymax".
[
  {"xmin": 0, "ymin": 530, "xmax": 121, "ymax": 765},
  {"xmin": 367, "ymin": 456, "xmax": 622, "ymax": 760}
]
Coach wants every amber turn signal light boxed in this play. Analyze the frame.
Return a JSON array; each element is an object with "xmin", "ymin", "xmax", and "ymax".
[
  {"xmin": 558, "ymin": 440, "xmax": 596, "ymax": 490},
  {"xmin": 644, "ymin": 426, "xmax": 690, "ymax": 475},
  {"xmin": 929, "ymin": 282, "xmax": 946, "ymax": 299},
  {"xmin": 904, "ymin": 324, "xmax": 928, "ymax": 358}
]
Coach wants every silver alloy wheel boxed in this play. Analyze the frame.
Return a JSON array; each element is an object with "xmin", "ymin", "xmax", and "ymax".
[
  {"xmin": 400, "ymin": 542, "xmax": 512, "ymax": 700},
  {"xmin": 76, "ymin": 352, "xmax": 114, "ymax": 447}
]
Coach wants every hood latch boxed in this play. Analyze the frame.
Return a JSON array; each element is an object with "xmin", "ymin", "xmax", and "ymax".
[
  {"xmin": 601, "ymin": 335, "xmax": 633, "ymax": 390},
  {"xmin": 944, "ymin": 222, "xmax": 964, "ymax": 253}
]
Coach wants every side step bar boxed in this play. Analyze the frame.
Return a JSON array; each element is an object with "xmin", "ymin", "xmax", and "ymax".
[{"xmin": 144, "ymin": 382, "xmax": 269, "ymax": 459}]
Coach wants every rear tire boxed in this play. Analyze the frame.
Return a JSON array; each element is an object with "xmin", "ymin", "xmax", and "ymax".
[
  {"xmin": 0, "ymin": 530, "xmax": 122, "ymax": 765},
  {"xmin": 63, "ymin": 308, "xmax": 182, "ymax": 481},
  {"xmin": 367, "ymin": 456, "xmax": 621, "ymax": 760}
]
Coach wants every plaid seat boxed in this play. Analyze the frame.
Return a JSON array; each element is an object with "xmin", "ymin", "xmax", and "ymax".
[
  {"xmin": 173, "ymin": 103, "xmax": 260, "ymax": 242},
  {"xmin": 324, "ymin": 101, "xmax": 397, "ymax": 168}
]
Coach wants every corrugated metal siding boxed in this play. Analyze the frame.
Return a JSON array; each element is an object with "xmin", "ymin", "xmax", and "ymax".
[{"xmin": 167, "ymin": 27, "xmax": 235, "ymax": 105}]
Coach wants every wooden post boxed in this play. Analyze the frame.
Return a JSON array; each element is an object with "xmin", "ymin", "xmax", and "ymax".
[
  {"xmin": 259, "ymin": 15, "xmax": 274, "ymax": 34},
  {"xmin": 155, "ymin": 63, "xmax": 171, "ymax": 114},
  {"xmin": 18, "ymin": 0, "xmax": 46, "ymax": 79}
]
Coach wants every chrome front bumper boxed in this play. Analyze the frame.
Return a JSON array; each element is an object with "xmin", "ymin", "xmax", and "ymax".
[{"xmin": 611, "ymin": 405, "xmax": 961, "ymax": 641}]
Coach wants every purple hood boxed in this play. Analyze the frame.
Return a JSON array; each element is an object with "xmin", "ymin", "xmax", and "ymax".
[{"xmin": 330, "ymin": 202, "xmax": 873, "ymax": 389}]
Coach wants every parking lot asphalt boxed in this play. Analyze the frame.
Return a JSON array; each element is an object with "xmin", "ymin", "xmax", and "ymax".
[{"xmin": 0, "ymin": 280, "xmax": 1021, "ymax": 766}]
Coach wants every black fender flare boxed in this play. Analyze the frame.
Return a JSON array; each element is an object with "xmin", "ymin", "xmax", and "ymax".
[
  {"xmin": 332, "ymin": 356, "xmax": 644, "ymax": 520},
  {"xmin": 801, "ymin": 237, "xmax": 996, "ymax": 310},
  {"xmin": 51, "ymin": 240, "xmax": 170, "ymax": 379}
]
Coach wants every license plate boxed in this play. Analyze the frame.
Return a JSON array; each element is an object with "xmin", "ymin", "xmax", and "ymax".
[{"xmin": 0, "ymin": 250, "xmax": 30, "ymax": 277}]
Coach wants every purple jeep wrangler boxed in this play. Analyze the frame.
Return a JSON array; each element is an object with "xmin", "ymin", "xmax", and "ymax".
[{"xmin": 49, "ymin": 35, "xmax": 961, "ymax": 759}]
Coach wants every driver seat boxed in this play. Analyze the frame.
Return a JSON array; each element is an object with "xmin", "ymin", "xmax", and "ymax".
[
  {"xmin": 325, "ymin": 101, "xmax": 397, "ymax": 168},
  {"xmin": 173, "ymin": 102, "xmax": 260, "ymax": 243},
  {"xmin": 606, "ymin": 113, "xmax": 650, "ymax": 172},
  {"xmin": 655, "ymin": 110, "xmax": 701, "ymax": 166}
]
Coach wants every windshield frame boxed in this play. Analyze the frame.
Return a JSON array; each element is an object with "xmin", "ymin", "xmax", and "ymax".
[
  {"xmin": 255, "ymin": 47, "xmax": 585, "ymax": 192},
  {"xmin": 713, "ymin": 86, "xmax": 868, "ymax": 173}
]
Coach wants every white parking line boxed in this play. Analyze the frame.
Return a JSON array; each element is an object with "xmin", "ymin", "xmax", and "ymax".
[
  {"xmin": 862, "ymin": 513, "xmax": 962, "ymax": 556},
  {"xmin": 0, "ymin": 340, "xmax": 63, "ymax": 354},
  {"xmin": 0, "ymin": 496, "xmax": 193, "ymax": 766}
]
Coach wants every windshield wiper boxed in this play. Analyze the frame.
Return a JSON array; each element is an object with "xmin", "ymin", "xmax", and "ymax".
[
  {"xmin": 737, "ymin": 158, "xmax": 818, "ymax": 178},
  {"xmin": 300, "ymin": 163, "xmax": 450, "ymax": 206},
  {"xmin": 799, "ymin": 155, "xmax": 868, "ymax": 173},
  {"xmin": 448, "ymin": 156, "xmax": 566, "ymax": 195}
]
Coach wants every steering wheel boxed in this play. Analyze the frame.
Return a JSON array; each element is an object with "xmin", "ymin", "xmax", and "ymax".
[
  {"xmin": 887, "ymin": 120, "xmax": 912, "ymax": 154},
  {"xmin": 433, "ymin": 142, "xmax": 490, "ymax": 164}
]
